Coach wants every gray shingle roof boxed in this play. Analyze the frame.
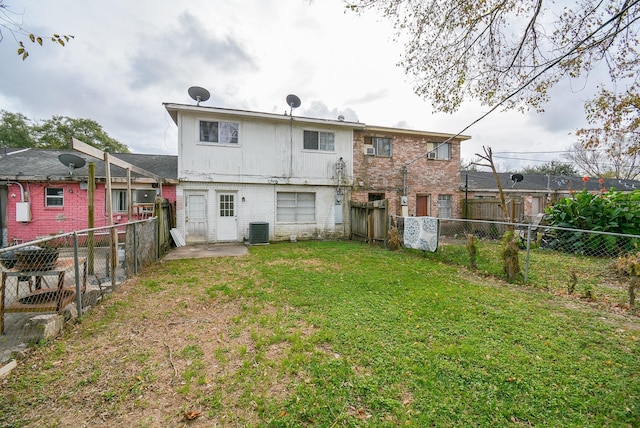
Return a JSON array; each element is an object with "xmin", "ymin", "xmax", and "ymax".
[{"xmin": 461, "ymin": 171, "xmax": 640, "ymax": 192}]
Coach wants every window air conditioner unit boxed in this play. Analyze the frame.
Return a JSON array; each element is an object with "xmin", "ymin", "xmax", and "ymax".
[
  {"xmin": 365, "ymin": 146, "xmax": 376, "ymax": 155},
  {"xmin": 427, "ymin": 152, "xmax": 437, "ymax": 160}
]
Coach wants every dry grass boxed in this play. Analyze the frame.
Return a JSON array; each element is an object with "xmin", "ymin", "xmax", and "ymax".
[{"xmin": 1, "ymin": 241, "xmax": 639, "ymax": 427}]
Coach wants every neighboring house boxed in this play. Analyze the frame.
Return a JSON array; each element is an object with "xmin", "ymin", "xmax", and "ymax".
[
  {"xmin": 164, "ymin": 103, "xmax": 364, "ymax": 243},
  {"xmin": 0, "ymin": 148, "xmax": 178, "ymax": 246},
  {"xmin": 462, "ymin": 170, "xmax": 640, "ymax": 221},
  {"xmin": 352, "ymin": 126, "xmax": 470, "ymax": 218}
]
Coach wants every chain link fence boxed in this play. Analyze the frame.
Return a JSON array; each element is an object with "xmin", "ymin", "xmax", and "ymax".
[
  {"xmin": 0, "ymin": 219, "xmax": 158, "ymax": 344},
  {"xmin": 397, "ymin": 217, "xmax": 640, "ymax": 308}
]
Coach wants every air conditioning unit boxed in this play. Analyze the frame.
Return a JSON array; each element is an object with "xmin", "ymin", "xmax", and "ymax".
[
  {"xmin": 365, "ymin": 146, "xmax": 376, "ymax": 155},
  {"xmin": 427, "ymin": 152, "xmax": 437, "ymax": 160},
  {"xmin": 249, "ymin": 222, "xmax": 269, "ymax": 244}
]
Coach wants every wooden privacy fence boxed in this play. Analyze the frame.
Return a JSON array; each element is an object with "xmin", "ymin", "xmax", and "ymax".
[
  {"xmin": 350, "ymin": 200, "xmax": 389, "ymax": 244},
  {"xmin": 462, "ymin": 198, "xmax": 524, "ymax": 221}
]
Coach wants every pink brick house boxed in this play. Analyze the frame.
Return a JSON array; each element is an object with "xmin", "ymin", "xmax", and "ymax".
[
  {"xmin": 0, "ymin": 148, "xmax": 177, "ymax": 246},
  {"xmin": 352, "ymin": 126, "xmax": 470, "ymax": 218}
]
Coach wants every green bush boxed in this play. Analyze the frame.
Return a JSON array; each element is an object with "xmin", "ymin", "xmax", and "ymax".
[{"xmin": 545, "ymin": 189, "xmax": 640, "ymax": 256}]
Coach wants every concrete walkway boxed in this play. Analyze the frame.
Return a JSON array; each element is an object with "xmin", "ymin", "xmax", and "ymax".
[{"xmin": 162, "ymin": 243, "xmax": 249, "ymax": 260}]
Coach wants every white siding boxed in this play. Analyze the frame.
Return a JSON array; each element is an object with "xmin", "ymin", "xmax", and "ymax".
[
  {"xmin": 175, "ymin": 182, "xmax": 349, "ymax": 243},
  {"xmin": 173, "ymin": 107, "xmax": 354, "ymax": 243},
  {"xmin": 178, "ymin": 112, "xmax": 353, "ymax": 186}
]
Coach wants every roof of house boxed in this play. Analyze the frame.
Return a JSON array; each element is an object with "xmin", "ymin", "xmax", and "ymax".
[
  {"xmin": 362, "ymin": 125, "xmax": 471, "ymax": 141},
  {"xmin": 462, "ymin": 171, "xmax": 640, "ymax": 193},
  {"xmin": 164, "ymin": 103, "xmax": 367, "ymax": 129},
  {"xmin": 163, "ymin": 103, "xmax": 471, "ymax": 141},
  {"xmin": 0, "ymin": 148, "xmax": 177, "ymax": 183}
]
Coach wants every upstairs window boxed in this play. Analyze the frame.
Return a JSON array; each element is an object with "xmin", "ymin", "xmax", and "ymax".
[
  {"xmin": 427, "ymin": 142, "xmax": 451, "ymax": 160},
  {"xmin": 200, "ymin": 120, "xmax": 239, "ymax": 144},
  {"xmin": 373, "ymin": 137, "xmax": 392, "ymax": 157},
  {"xmin": 364, "ymin": 136, "xmax": 392, "ymax": 156},
  {"xmin": 45, "ymin": 187, "xmax": 64, "ymax": 207},
  {"xmin": 304, "ymin": 130, "xmax": 335, "ymax": 151}
]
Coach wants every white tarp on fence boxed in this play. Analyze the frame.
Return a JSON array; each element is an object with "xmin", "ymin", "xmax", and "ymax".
[{"xmin": 402, "ymin": 216, "xmax": 439, "ymax": 252}]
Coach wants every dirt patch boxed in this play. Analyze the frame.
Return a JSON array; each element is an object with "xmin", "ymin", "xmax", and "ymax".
[{"xmin": 0, "ymin": 272, "xmax": 317, "ymax": 427}]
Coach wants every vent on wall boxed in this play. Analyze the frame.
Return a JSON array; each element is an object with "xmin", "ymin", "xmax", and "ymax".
[{"xmin": 249, "ymin": 222, "xmax": 269, "ymax": 244}]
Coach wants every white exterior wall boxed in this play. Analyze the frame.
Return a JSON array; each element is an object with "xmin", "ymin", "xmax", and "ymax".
[
  {"xmin": 177, "ymin": 110, "xmax": 354, "ymax": 186},
  {"xmin": 176, "ymin": 182, "xmax": 349, "ymax": 242},
  {"xmin": 170, "ymin": 105, "xmax": 356, "ymax": 243}
]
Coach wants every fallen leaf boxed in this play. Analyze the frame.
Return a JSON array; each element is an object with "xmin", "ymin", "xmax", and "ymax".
[{"xmin": 184, "ymin": 410, "xmax": 202, "ymax": 420}]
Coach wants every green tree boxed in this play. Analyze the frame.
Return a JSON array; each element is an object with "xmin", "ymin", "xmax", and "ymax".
[
  {"xmin": 519, "ymin": 161, "xmax": 577, "ymax": 176},
  {"xmin": 35, "ymin": 116, "xmax": 129, "ymax": 152},
  {"xmin": 346, "ymin": 1, "xmax": 639, "ymax": 114},
  {"xmin": 0, "ymin": 110, "xmax": 35, "ymax": 148},
  {"xmin": 0, "ymin": 0, "xmax": 73, "ymax": 60},
  {"xmin": 574, "ymin": 87, "xmax": 640, "ymax": 167},
  {"xmin": 0, "ymin": 110, "xmax": 129, "ymax": 152}
]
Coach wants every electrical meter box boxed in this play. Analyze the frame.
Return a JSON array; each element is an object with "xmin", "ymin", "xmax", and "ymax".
[{"xmin": 16, "ymin": 202, "xmax": 32, "ymax": 222}]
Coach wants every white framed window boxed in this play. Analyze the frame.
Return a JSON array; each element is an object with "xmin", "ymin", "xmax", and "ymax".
[
  {"xmin": 373, "ymin": 137, "xmax": 392, "ymax": 157},
  {"xmin": 427, "ymin": 142, "xmax": 451, "ymax": 160},
  {"xmin": 199, "ymin": 120, "xmax": 239, "ymax": 144},
  {"xmin": 45, "ymin": 187, "xmax": 64, "ymax": 207},
  {"xmin": 303, "ymin": 130, "xmax": 335, "ymax": 151},
  {"xmin": 110, "ymin": 189, "xmax": 156, "ymax": 212},
  {"xmin": 438, "ymin": 194, "xmax": 452, "ymax": 218},
  {"xmin": 112, "ymin": 190, "xmax": 128, "ymax": 212},
  {"xmin": 277, "ymin": 192, "xmax": 315, "ymax": 222}
]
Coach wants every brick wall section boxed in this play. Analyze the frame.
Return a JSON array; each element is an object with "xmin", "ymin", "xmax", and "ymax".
[
  {"xmin": 352, "ymin": 130, "xmax": 462, "ymax": 218},
  {"xmin": 6, "ymin": 182, "xmax": 176, "ymax": 243}
]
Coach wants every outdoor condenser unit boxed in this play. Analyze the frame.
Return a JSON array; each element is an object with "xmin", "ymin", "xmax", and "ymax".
[{"xmin": 249, "ymin": 222, "xmax": 269, "ymax": 244}]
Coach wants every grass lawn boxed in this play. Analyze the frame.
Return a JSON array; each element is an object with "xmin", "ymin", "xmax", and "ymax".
[{"xmin": 0, "ymin": 240, "xmax": 639, "ymax": 427}]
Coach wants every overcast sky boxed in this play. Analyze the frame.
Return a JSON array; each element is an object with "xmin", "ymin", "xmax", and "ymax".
[{"xmin": 0, "ymin": 0, "xmax": 598, "ymax": 171}]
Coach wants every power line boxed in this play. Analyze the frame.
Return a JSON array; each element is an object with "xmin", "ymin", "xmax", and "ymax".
[
  {"xmin": 494, "ymin": 150, "xmax": 571, "ymax": 154},
  {"xmin": 402, "ymin": 0, "xmax": 640, "ymax": 169}
]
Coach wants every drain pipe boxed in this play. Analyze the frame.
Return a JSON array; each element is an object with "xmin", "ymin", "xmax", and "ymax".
[{"xmin": 7, "ymin": 181, "xmax": 25, "ymax": 202}]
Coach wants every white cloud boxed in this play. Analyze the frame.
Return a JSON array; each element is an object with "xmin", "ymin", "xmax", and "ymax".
[{"xmin": 0, "ymin": 0, "xmax": 593, "ymax": 165}]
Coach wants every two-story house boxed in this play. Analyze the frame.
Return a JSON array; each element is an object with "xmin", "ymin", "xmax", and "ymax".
[
  {"xmin": 164, "ymin": 103, "xmax": 364, "ymax": 243},
  {"xmin": 352, "ymin": 126, "xmax": 470, "ymax": 218}
]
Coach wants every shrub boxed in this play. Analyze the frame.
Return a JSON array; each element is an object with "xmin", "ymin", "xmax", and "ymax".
[
  {"xmin": 502, "ymin": 230, "xmax": 521, "ymax": 282},
  {"xmin": 615, "ymin": 251, "xmax": 640, "ymax": 306},
  {"xmin": 545, "ymin": 189, "xmax": 640, "ymax": 256}
]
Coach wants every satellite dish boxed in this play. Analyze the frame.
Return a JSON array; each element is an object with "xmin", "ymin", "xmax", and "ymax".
[
  {"xmin": 58, "ymin": 153, "xmax": 86, "ymax": 176},
  {"xmin": 510, "ymin": 173, "xmax": 524, "ymax": 188},
  {"xmin": 188, "ymin": 86, "xmax": 210, "ymax": 106},
  {"xmin": 286, "ymin": 94, "xmax": 301, "ymax": 113}
]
